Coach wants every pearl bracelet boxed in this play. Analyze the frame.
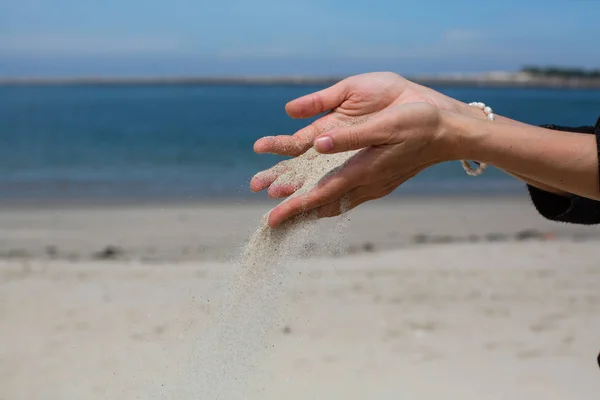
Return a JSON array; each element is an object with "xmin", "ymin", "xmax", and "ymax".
[{"xmin": 460, "ymin": 102, "xmax": 496, "ymax": 176}]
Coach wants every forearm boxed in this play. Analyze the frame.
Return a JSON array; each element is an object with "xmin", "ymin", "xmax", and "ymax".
[
  {"xmin": 455, "ymin": 101, "xmax": 570, "ymax": 195},
  {"xmin": 451, "ymin": 115, "xmax": 600, "ymax": 200},
  {"xmin": 503, "ymin": 170, "xmax": 570, "ymax": 196}
]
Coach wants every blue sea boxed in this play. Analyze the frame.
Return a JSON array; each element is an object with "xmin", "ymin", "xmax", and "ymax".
[{"xmin": 1, "ymin": 84, "xmax": 599, "ymax": 203}]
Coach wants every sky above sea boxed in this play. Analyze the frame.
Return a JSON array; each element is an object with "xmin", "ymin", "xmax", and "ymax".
[{"xmin": 1, "ymin": 0, "xmax": 599, "ymax": 77}]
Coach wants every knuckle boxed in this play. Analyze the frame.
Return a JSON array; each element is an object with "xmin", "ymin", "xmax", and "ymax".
[
  {"xmin": 311, "ymin": 92, "xmax": 324, "ymax": 113},
  {"xmin": 309, "ymin": 186, "xmax": 339, "ymax": 206},
  {"xmin": 343, "ymin": 130, "xmax": 362, "ymax": 149},
  {"xmin": 360, "ymin": 174, "xmax": 376, "ymax": 186},
  {"xmin": 285, "ymin": 200, "xmax": 304, "ymax": 215},
  {"xmin": 382, "ymin": 128, "xmax": 397, "ymax": 145},
  {"xmin": 315, "ymin": 192, "xmax": 336, "ymax": 205}
]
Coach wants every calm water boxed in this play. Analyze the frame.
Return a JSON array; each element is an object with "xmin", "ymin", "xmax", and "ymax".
[{"xmin": 1, "ymin": 84, "xmax": 599, "ymax": 202}]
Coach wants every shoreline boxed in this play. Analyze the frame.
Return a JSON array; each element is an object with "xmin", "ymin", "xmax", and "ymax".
[
  {"xmin": 2, "ymin": 74, "xmax": 600, "ymax": 89},
  {"xmin": 1, "ymin": 195, "xmax": 599, "ymax": 264},
  {"xmin": 0, "ymin": 191, "xmax": 530, "ymax": 211}
]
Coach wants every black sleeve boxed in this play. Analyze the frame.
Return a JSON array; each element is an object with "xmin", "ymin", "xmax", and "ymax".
[{"xmin": 526, "ymin": 116, "xmax": 600, "ymax": 225}]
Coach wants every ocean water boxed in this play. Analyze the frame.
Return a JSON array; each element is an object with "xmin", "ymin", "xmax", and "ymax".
[{"xmin": 1, "ymin": 84, "xmax": 599, "ymax": 202}]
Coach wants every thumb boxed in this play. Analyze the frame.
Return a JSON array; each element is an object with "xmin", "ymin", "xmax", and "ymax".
[{"xmin": 313, "ymin": 115, "xmax": 395, "ymax": 154}]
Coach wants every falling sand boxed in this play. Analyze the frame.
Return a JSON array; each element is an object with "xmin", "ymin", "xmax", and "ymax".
[{"xmin": 151, "ymin": 146, "xmax": 359, "ymax": 399}]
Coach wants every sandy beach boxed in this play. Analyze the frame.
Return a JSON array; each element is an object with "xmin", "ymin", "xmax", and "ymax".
[{"xmin": 2, "ymin": 195, "xmax": 600, "ymax": 399}]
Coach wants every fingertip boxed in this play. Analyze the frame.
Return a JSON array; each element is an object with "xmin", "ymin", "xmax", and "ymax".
[
  {"xmin": 267, "ymin": 197, "xmax": 303, "ymax": 228},
  {"xmin": 249, "ymin": 177, "xmax": 263, "ymax": 192},
  {"xmin": 267, "ymin": 217, "xmax": 279, "ymax": 229},
  {"xmin": 253, "ymin": 137, "xmax": 273, "ymax": 154},
  {"xmin": 285, "ymin": 96, "xmax": 314, "ymax": 119},
  {"xmin": 313, "ymin": 126, "xmax": 349, "ymax": 154},
  {"xmin": 267, "ymin": 207, "xmax": 284, "ymax": 228},
  {"xmin": 284, "ymin": 100, "xmax": 303, "ymax": 118},
  {"xmin": 250, "ymin": 170, "xmax": 278, "ymax": 192},
  {"xmin": 314, "ymin": 135, "xmax": 334, "ymax": 153},
  {"xmin": 254, "ymin": 135, "xmax": 308, "ymax": 157},
  {"xmin": 254, "ymin": 135, "xmax": 294, "ymax": 154}
]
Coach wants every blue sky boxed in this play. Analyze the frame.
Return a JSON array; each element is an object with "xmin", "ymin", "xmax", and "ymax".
[{"xmin": 1, "ymin": 0, "xmax": 599, "ymax": 77}]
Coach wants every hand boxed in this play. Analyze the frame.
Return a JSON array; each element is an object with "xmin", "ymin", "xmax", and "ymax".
[
  {"xmin": 266, "ymin": 102, "xmax": 456, "ymax": 227},
  {"xmin": 250, "ymin": 72, "xmax": 471, "ymax": 199}
]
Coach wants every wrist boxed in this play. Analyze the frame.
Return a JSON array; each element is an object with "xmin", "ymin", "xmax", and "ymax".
[{"xmin": 440, "ymin": 110, "xmax": 490, "ymax": 162}]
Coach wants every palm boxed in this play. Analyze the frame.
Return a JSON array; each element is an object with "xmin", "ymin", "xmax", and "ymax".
[
  {"xmin": 310, "ymin": 73, "xmax": 407, "ymax": 125},
  {"xmin": 253, "ymin": 72, "xmax": 437, "ymax": 157}
]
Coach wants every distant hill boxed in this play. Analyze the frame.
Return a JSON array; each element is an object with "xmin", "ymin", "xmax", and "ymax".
[
  {"xmin": 1, "ymin": 68, "xmax": 600, "ymax": 89},
  {"xmin": 521, "ymin": 66, "xmax": 600, "ymax": 79}
]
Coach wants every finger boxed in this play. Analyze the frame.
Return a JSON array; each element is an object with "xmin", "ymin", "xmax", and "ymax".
[
  {"xmin": 313, "ymin": 113, "xmax": 397, "ymax": 154},
  {"xmin": 254, "ymin": 110, "xmax": 351, "ymax": 157},
  {"xmin": 267, "ymin": 156, "xmax": 365, "ymax": 228},
  {"xmin": 285, "ymin": 80, "xmax": 348, "ymax": 119},
  {"xmin": 316, "ymin": 197, "xmax": 370, "ymax": 218},
  {"xmin": 250, "ymin": 165, "xmax": 288, "ymax": 192},
  {"xmin": 253, "ymin": 123, "xmax": 319, "ymax": 157},
  {"xmin": 315, "ymin": 200, "xmax": 346, "ymax": 218},
  {"xmin": 267, "ymin": 183, "xmax": 298, "ymax": 199},
  {"xmin": 316, "ymin": 188, "xmax": 366, "ymax": 218},
  {"xmin": 316, "ymin": 186, "xmax": 373, "ymax": 218}
]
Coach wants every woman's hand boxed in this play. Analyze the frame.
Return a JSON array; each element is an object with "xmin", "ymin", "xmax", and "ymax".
[
  {"xmin": 266, "ymin": 102, "xmax": 457, "ymax": 227},
  {"xmin": 251, "ymin": 71, "xmax": 595, "ymax": 228},
  {"xmin": 250, "ymin": 72, "xmax": 473, "ymax": 198}
]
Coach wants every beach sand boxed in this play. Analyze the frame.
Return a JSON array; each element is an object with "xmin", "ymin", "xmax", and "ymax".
[{"xmin": 1, "ymin": 195, "xmax": 600, "ymax": 399}]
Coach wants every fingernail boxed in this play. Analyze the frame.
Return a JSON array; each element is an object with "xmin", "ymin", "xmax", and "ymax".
[{"xmin": 314, "ymin": 136, "xmax": 333, "ymax": 152}]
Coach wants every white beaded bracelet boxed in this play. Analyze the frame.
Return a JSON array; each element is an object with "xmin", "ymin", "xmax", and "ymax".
[{"xmin": 460, "ymin": 102, "xmax": 496, "ymax": 176}]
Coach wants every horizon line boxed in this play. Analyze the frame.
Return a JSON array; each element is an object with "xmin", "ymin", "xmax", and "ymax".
[{"xmin": 1, "ymin": 73, "xmax": 600, "ymax": 89}]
